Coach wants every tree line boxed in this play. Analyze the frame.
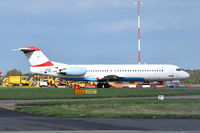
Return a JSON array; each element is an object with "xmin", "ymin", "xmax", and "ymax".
[{"xmin": 183, "ymin": 70, "xmax": 200, "ymax": 84}]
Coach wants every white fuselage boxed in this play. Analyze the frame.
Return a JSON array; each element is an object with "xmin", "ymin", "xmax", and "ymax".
[
  {"xmin": 18, "ymin": 46, "xmax": 190, "ymax": 83},
  {"xmin": 30, "ymin": 62, "xmax": 190, "ymax": 82}
]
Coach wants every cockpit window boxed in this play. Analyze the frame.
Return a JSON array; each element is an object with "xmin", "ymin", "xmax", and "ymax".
[{"xmin": 176, "ymin": 68, "xmax": 183, "ymax": 71}]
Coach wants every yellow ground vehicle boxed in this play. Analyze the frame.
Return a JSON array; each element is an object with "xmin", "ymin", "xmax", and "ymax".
[
  {"xmin": 2, "ymin": 76, "xmax": 29, "ymax": 87},
  {"xmin": 31, "ymin": 75, "xmax": 55, "ymax": 86},
  {"xmin": 2, "ymin": 78, "xmax": 9, "ymax": 87},
  {"xmin": 42, "ymin": 76, "xmax": 55, "ymax": 86},
  {"xmin": 55, "ymin": 78, "xmax": 67, "ymax": 87},
  {"xmin": 67, "ymin": 81, "xmax": 88, "ymax": 88},
  {"xmin": 28, "ymin": 81, "xmax": 48, "ymax": 88},
  {"xmin": 2, "ymin": 75, "xmax": 99, "ymax": 88},
  {"xmin": 2, "ymin": 75, "xmax": 49, "ymax": 87}
]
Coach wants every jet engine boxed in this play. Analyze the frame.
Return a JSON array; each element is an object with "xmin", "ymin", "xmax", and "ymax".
[{"xmin": 59, "ymin": 67, "xmax": 86, "ymax": 76}]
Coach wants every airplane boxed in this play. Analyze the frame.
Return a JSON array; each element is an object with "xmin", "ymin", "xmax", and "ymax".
[{"xmin": 18, "ymin": 46, "xmax": 190, "ymax": 88}]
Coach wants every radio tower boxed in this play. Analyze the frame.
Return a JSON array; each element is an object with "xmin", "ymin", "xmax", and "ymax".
[{"xmin": 135, "ymin": 0, "xmax": 143, "ymax": 64}]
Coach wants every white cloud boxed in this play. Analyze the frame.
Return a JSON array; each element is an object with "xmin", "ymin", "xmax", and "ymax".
[{"xmin": 0, "ymin": 0, "xmax": 199, "ymax": 33}]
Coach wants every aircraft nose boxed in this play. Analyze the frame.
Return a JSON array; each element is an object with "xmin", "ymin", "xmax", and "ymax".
[{"xmin": 184, "ymin": 72, "xmax": 190, "ymax": 79}]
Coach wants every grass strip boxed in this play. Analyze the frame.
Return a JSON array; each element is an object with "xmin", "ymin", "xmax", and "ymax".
[
  {"xmin": 1, "ymin": 87, "xmax": 200, "ymax": 100},
  {"xmin": 16, "ymin": 99, "xmax": 200, "ymax": 119}
]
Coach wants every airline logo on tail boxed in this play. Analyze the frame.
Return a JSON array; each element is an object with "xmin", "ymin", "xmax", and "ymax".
[{"xmin": 18, "ymin": 46, "xmax": 54, "ymax": 67}]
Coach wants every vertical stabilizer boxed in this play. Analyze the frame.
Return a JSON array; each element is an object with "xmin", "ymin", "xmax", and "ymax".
[{"xmin": 18, "ymin": 46, "xmax": 54, "ymax": 67}]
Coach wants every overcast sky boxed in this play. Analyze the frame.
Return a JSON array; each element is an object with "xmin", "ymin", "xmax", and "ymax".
[{"xmin": 0, "ymin": 0, "xmax": 199, "ymax": 73}]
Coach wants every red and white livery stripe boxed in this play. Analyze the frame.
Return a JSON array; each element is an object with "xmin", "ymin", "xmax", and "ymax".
[
  {"xmin": 19, "ymin": 46, "xmax": 54, "ymax": 67},
  {"xmin": 23, "ymin": 46, "xmax": 41, "ymax": 51},
  {"xmin": 135, "ymin": 0, "xmax": 142, "ymax": 64},
  {"xmin": 32, "ymin": 61, "xmax": 54, "ymax": 67}
]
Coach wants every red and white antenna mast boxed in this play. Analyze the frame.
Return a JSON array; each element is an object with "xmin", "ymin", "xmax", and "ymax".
[{"xmin": 135, "ymin": 0, "xmax": 143, "ymax": 64}]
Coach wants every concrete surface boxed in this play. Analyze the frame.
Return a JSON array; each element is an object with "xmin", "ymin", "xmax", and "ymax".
[{"xmin": 0, "ymin": 108, "xmax": 200, "ymax": 131}]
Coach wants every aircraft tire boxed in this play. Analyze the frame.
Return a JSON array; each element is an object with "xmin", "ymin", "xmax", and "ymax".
[
  {"xmin": 104, "ymin": 83, "xmax": 110, "ymax": 88},
  {"xmin": 97, "ymin": 83, "xmax": 103, "ymax": 88}
]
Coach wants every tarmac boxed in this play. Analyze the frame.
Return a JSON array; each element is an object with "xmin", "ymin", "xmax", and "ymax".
[
  {"xmin": 0, "ymin": 131, "xmax": 200, "ymax": 133},
  {"xmin": 1, "ymin": 89, "xmax": 200, "ymax": 133},
  {"xmin": 0, "ymin": 106, "xmax": 200, "ymax": 132}
]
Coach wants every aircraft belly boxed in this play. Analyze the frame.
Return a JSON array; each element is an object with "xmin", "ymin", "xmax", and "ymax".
[{"xmin": 145, "ymin": 73, "xmax": 172, "ymax": 81}]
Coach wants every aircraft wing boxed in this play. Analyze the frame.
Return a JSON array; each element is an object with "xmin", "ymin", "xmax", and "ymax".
[{"xmin": 100, "ymin": 75, "xmax": 121, "ymax": 81}]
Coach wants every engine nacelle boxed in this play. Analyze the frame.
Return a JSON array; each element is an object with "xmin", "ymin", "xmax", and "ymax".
[{"xmin": 60, "ymin": 67, "xmax": 86, "ymax": 76}]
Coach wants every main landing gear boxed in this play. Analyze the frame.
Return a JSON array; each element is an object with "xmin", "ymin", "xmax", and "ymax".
[{"xmin": 97, "ymin": 82, "xmax": 110, "ymax": 88}]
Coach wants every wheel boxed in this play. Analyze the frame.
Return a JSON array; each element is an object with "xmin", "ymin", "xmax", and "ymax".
[
  {"xmin": 40, "ymin": 85, "xmax": 46, "ymax": 88},
  {"xmin": 104, "ymin": 83, "xmax": 110, "ymax": 88},
  {"xmin": 97, "ymin": 83, "xmax": 103, "ymax": 88}
]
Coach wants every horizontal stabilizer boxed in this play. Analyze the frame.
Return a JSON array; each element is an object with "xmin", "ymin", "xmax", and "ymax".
[
  {"xmin": 18, "ymin": 46, "xmax": 41, "ymax": 53},
  {"xmin": 18, "ymin": 48, "xmax": 35, "ymax": 52}
]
